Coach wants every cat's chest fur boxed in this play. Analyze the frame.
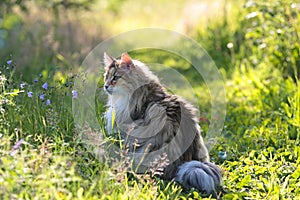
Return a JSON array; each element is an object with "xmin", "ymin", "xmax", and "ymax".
[
  {"xmin": 110, "ymin": 94, "xmax": 129, "ymax": 117},
  {"xmin": 106, "ymin": 93, "xmax": 132, "ymax": 133}
]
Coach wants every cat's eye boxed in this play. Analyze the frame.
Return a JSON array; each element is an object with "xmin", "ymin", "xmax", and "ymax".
[{"xmin": 112, "ymin": 75, "xmax": 121, "ymax": 81}]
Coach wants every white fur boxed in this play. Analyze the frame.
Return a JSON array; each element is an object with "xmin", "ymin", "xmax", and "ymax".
[
  {"xmin": 103, "ymin": 52, "xmax": 114, "ymax": 67},
  {"xmin": 106, "ymin": 92, "xmax": 130, "ymax": 134}
]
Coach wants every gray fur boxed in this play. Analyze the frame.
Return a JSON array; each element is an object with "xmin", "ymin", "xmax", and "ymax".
[
  {"xmin": 176, "ymin": 161, "xmax": 222, "ymax": 196},
  {"xmin": 103, "ymin": 53, "xmax": 222, "ymax": 196}
]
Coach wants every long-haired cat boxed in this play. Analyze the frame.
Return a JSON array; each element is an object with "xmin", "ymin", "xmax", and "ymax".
[{"xmin": 103, "ymin": 52, "xmax": 222, "ymax": 197}]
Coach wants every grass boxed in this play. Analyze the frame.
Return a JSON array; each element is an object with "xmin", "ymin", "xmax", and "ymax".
[
  {"xmin": 1, "ymin": 0, "xmax": 300, "ymax": 199},
  {"xmin": 220, "ymin": 68, "xmax": 300, "ymax": 199},
  {"xmin": 1, "ymin": 52, "xmax": 300, "ymax": 200}
]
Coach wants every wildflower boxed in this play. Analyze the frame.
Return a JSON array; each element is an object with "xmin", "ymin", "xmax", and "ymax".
[
  {"xmin": 2, "ymin": 98, "xmax": 7, "ymax": 105},
  {"xmin": 227, "ymin": 43, "xmax": 234, "ymax": 49},
  {"xmin": 39, "ymin": 94, "xmax": 45, "ymax": 101},
  {"xmin": 246, "ymin": 12, "xmax": 258, "ymax": 20},
  {"xmin": 10, "ymin": 139, "xmax": 24, "ymax": 156},
  {"xmin": 46, "ymin": 99, "xmax": 51, "ymax": 105},
  {"xmin": 20, "ymin": 83, "xmax": 26, "ymax": 89},
  {"xmin": 27, "ymin": 91, "xmax": 33, "ymax": 98},
  {"xmin": 42, "ymin": 82, "xmax": 48, "ymax": 90},
  {"xmin": 245, "ymin": 1, "xmax": 256, "ymax": 8},
  {"xmin": 72, "ymin": 90, "xmax": 78, "ymax": 99},
  {"xmin": 12, "ymin": 139, "xmax": 24, "ymax": 150},
  {"xmin": 7, "ymin": 60, "xmax": 12, "ymax": 65},
  {"xmin": 218, "ymin": 151, "xmax": 227, "ymax": 160},
  {"xmin": 0, "ymin": 75, "xmax": 5, "ymax": 85},
  {"xmin": 34, "ymin": 79, "xmax": 38, "ymax": 83}
]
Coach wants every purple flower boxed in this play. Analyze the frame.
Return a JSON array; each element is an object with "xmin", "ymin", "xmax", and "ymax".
[
  {"xmin": 2, "ymin": 98, "xmax": 7, "ymax": 105},
  {"xmin": 27, "ymin": 91, "xmax": 33, "ymax": 98},
  {"xmin": 34, "ymin": 79, "xmax": 38, "ymax": 83},
  {"xmin": 12, "ymin": 139, "xmax": 24, "ymax": 150},
  {"xmin": 46, "ymin": 99, "xmax": 51, "ymax": 105},
  {"xmin": 72, "ymin": 90, "xmax": 78, "ymax": 99},
  {"xmin": 42, "ymin": 82, "xmax": 48, "ymax": 90},
  {"xmin": 20, "ymin": 83, "xmax": 26, "ymax": 89},
  {"xmin": 7, "ymin": 60, "xmax": 12, "ymax": 65},
  {"xmin": 10, "ymin": 139, "xmax": 24, "ymax": 156},
  {"xmin": 39, "ymin": 93, "xmax": 45, "ymax": 100}
]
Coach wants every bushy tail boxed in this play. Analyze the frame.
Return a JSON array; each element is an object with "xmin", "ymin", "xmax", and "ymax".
[{"xmin": 175, "ymin": 161, "xmax": 222, "ymax": 197}]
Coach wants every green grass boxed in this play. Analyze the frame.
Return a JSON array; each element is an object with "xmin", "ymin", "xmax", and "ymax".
[
  {"xmin": 1, "ymin": 53, "xmax": 299, "ymax": 200},
  {"xmin": 220, "ymin": 67, "xmax": 300, "ymax": 199}
]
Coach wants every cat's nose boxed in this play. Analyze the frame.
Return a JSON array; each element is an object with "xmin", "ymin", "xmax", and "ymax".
[{"xmin": 104, "ymin": 84, "xmax": 109, "ymax": 90}]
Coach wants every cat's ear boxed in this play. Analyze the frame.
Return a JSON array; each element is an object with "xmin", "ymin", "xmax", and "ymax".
[
  {"xmin": 103, "ymin": 52, "xmax": 115, "ymax": 68},
  {"xmin": 121, "ymin": 52, "xmax": 134, "ymax": 70}
]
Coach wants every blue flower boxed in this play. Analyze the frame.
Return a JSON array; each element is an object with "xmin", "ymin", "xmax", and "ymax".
[
  {"xmin": 20, "ymin": 83, "xmax": 26, "ymax": 89},
  {"xmin": 39, "ymin": 94, "xmax": 45, "ymax": 101},
  {"xmin": 34, "ymin": 79, "xmax": 38, "ymax": 83},
  {"xmin": 7, "ymin": 60, "xmax": 12, "ymax": 65},
  {"xmin": 218, "ymin": 151, "xmax": 227, "ymax": 160},
  {"xmin": 27, "ymin": 91, "xmax": 33, "ymax": 98},
  {"xmin": 72, "ymin": 90, "xmax": 78, "ymax": 99},
  {"xmin": 46, "ymin": 99, "xmax": 51, "ymax": 105},
  {"xmin": 42, "ymin": 82, "xmax": 48, "ymax": 90}
]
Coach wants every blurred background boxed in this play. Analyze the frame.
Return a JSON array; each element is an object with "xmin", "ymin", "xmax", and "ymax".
[{"xmin": 1, "ymin": 0, "xmax": 298, "ymax": 80}]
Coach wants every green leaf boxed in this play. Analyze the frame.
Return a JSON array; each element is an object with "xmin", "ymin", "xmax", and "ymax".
[
  {"xmin": 291, "ymin": 167, "xmax": 300, "ymax": 179},
  {"xmin": 237, "ymin": 175, "xmax": 251, "ymax": 188}
]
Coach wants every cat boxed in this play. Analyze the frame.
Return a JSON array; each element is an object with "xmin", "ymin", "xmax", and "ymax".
[{"xmin": 103, "ymin": 52, "xmax": 222, "ymax": 197}]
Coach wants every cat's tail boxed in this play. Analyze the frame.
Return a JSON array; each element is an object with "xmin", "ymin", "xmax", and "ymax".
[{"xmin": 175, "ymin": 161, "xmax": 222, "ymax": 197}]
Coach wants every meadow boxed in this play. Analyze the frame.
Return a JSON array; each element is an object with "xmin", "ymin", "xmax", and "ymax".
[{"xmin": 0, "ymin": 0, "xmax": 300, "ymax": 199}]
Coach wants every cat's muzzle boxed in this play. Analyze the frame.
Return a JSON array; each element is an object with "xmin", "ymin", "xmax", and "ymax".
[{"xmin": 104, "ymin": 85, "xmax": 113, "ymax": 95}]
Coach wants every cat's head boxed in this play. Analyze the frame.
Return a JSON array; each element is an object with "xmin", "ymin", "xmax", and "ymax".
[{"xmin": 103, "ymin": 52, "xmax": 158, "ymax": 95}]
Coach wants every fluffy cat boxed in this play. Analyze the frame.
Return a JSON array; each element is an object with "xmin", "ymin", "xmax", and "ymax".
[{"xmin": 103, "ymin": 52, "xmax": 222, "ymax": 197}]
